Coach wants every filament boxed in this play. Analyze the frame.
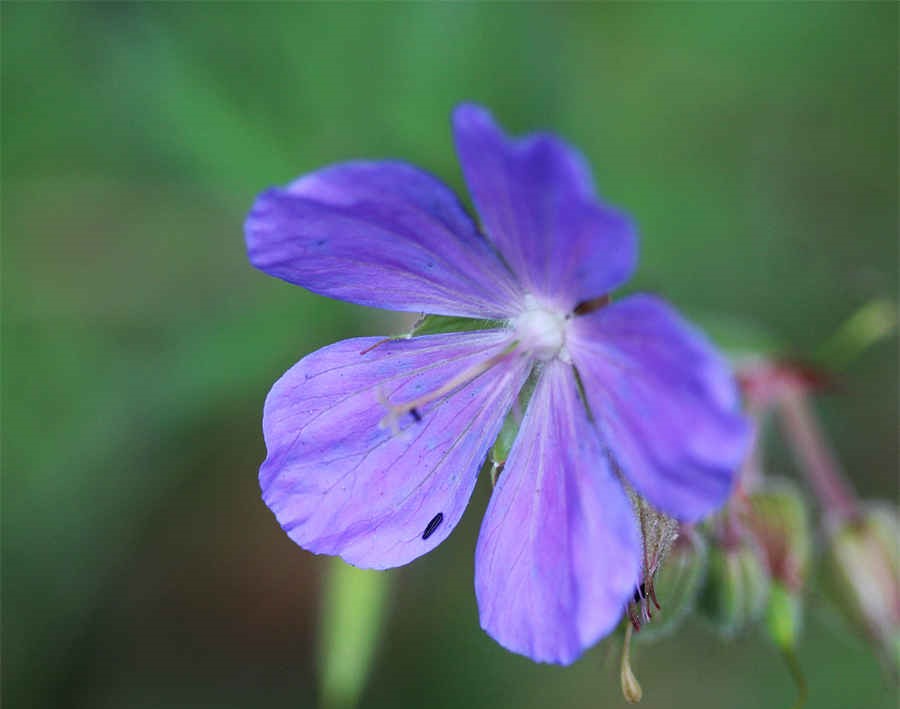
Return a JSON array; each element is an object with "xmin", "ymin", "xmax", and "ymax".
[{"xmin": 379, "ymin": 344, "xmax": 520, "ymax": 431}]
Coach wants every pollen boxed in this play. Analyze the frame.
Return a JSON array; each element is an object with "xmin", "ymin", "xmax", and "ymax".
[{"xmin": 513, "ymin": 297, "xmax": 568, "ymax": 361}]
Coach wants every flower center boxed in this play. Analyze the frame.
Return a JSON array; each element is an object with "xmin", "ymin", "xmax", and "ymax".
[
  {"xmin": 377, "ymin": 299, "xmax": 568, "ymax": 432},
  {"xmin": 513, "ymin": 299, "xmax": 568, "ymax": 362}
]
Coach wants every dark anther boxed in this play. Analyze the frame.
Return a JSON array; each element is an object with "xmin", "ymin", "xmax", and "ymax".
[
  {"xmin": 573, "ymin": 294, "xmax": 611, "ymax": 316},
  {"xmin": 410, "ymin": 407, "xmax": 422, "ymax": 422},
  {"xmin": 422, "ymin": 512, "xmax": 444, "ymax": 540}
]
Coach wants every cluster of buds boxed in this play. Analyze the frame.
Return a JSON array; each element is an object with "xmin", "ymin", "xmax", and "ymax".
[
  {"xmin": 617, "ymin": 343, "xmax": 898, "ymax": 703},
  {"xmin": 741, "ymin": 357, "xmax": 898, "ymax": 673}
]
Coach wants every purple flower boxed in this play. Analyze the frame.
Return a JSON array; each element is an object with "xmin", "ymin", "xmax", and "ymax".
[{"xmin": 245, "ymin": 104, "xmax": 750, "ymax": 664}]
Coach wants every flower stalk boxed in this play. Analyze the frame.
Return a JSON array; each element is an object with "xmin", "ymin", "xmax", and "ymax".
[{"xmin": 776, "ymin": 390, "xmax": 860, "ymax": 530}]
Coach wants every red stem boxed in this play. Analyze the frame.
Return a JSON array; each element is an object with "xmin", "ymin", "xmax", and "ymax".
[{"xmin": 776, "ymin": 390, "xmax": 861, "ymax": 529}]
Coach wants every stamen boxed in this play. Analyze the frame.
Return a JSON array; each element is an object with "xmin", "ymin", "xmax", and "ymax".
[
  {"xmin": 573, "ymin": 294, "xmax": 611, "ymax": 316},
  {"xmin": 360, "ymin": 337, "xmax": 393, "ymax": 355},
  {"xmin": 379, "ymin": 345, "xmax": 519, "ymax": 431}
]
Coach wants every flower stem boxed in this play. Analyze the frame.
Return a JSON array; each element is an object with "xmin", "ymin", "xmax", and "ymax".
[
  {"xmin": 738, "ymin": 403, "xmax": 766, "ymax": 492},
  {"xmin": 781, "ymin": 648, "xmax": 808, "ymax": 709},
  {"xmin": 776, "ymin": 391, "xmax": 860, "ymax": 530}
]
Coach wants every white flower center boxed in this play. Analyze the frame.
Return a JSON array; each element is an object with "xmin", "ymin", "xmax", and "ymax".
[{"xmin": 514, "ymin": 298, "xmax": 568, "ymax": 362}]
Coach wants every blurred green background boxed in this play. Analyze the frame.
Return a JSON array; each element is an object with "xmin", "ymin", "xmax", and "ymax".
[{"xmin": 3, "ymin": 3, "xmax": 897, "ymax": 708}]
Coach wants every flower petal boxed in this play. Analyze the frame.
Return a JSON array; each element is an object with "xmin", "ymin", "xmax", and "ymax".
[
  {"xmin": 246, "ymin": 161, "xmax": 523, "ymax": 318},
  {"xmin": 260, "ymin": 330, "xmax": 530, "ymax": 569},
  {"xmin": 475, "ymin": 360, "xmax": 641, "ymax": 665},
  {"xmin": 568, "ymin": 294, "xmax": 752, "ymax": 522},
  {"xmin": 453, "ymin": 104, "xmax": 637, "ymax": 311}
]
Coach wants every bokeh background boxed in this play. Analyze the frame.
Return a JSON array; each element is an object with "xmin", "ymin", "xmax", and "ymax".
[{"xmin": 3, "ymin": 3, "xmax": 897, "ymax": 708}]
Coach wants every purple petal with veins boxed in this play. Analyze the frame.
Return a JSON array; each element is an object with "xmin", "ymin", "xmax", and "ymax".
[
  {"xmin": 245, "ymin": 160, "xmax": 523, "ymax": 318},
  {"xmin": 453, "ymin": 104, "xmax": 637, "ymax": 311},
  {"xmin": 261, "ymin": 330, "xmax": 530, "ymax": 569},
  {"xmin": 247, "ymin": 103, "xmax": 751, "ymax": 665},
  {"xmin": 568, "ymin": 294, "xmax": 752, "ymax": 522},
  {"xmin": 475, "ymin": 360, "xmax": 641, "ymax": 665}
]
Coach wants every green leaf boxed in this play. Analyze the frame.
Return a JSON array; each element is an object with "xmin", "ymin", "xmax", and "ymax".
[
  {"xmin": 815, "ymin": 298, "xmax": 897, "ymax": 370},
  {"xmin": 410, "ymin": 314, "xmax": 506, "ymax": 337}
]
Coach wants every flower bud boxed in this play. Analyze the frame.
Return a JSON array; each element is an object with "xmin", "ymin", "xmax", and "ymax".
[
  {"xmin": 823, "ymin": 503, "xmax": 900, "ymax": 673},
  {"xmin": 766, "ymin": 582, "xmax": 802, "ymax": 650},
  {"xmin": 698, "ymin": 535, "xmax": 771, "ymax": 637},
  {"xmin": 743, "ymin": 479, "xmax": 811, "ymax": 594},
  {"xmin": 739, "ymin": 481, "xmax": 814, "ymax": 704},
  {"xmin": 742, "ymin": 480, "xmax": 811, "ymax": 654}
]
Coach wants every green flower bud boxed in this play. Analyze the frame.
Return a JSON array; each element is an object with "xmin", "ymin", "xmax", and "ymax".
[
  {"xmin": 743, "ymin": 482, "xmax": 813, "ymax": 704},
  {"xmin": 766, "ymin": 581, "xmax": 802, "ymax": 650},
  {"xmin": 744, "ymin": 479, "xmax": 812, "ymax": 593},
  {"xmin": 699, "ymin": 537, "xmax": 771, "ymax": 637},
  {"xmin": 823, "ymin": 503, "xmax": 900, "ymax": 673}
]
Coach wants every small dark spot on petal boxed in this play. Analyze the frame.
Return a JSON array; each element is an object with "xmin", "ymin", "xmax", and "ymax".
[{"xmin": 422, "ymin": 512, "xmax": 443, "ymax": 540}]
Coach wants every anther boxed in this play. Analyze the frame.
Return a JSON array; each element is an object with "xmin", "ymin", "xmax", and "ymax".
[{"xmin": 573, "ymin": 294, "xmax": 611, "ymax": 316}]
